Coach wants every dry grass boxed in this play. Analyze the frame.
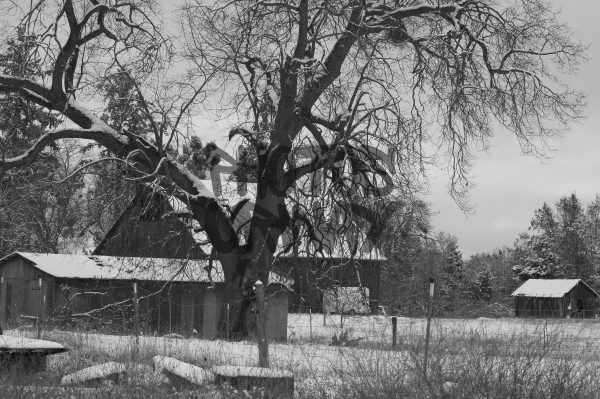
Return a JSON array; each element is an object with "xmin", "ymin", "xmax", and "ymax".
[
  {"xmin": 3, "ymin": 318, "xmax": 600, "ymax": 398},
  {"xmin": 297, "ymin": 321, "xmax": 600, "ymax": 399}
]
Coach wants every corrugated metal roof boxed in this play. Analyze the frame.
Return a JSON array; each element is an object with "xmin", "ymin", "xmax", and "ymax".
[
  {"xmin": 0, "ymin": 252, "xmax": 293, "ymax": 287},
  {"xmin": 511, "ymin": 279, "xmax": 599, "ymax": 298}
]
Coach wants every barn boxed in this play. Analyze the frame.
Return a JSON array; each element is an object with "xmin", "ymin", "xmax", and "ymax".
[
  {"xmin": 94, "ymin": 181, "xmax": 384, "ymax": 314},
  {"xmin": 0, "ymin": 252, "xmax": 291, "ymax": 340},
  {"xmin": 511, "ymin": 279, "xmax": 600, "ymax": 318}
]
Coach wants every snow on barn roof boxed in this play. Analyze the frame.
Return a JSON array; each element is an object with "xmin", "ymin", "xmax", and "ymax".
[
  {"xmin": 0, "ymin": 252, "xmax": 293, "ymax": 287},
  {"xmin": 511, "ymin": 279, "xmax": 600, "ymax": 298},
  {"xmin": 171, "ymin": 179, "xmax": 385, "ymax": 261}
]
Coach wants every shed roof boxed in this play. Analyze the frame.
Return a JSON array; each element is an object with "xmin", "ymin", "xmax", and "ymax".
[
  {"xmin": 0, "ymin": 252, "xmax": 293, "ymax": 287},
  {"xmin": 511, "ymin": 279, "xmax": 599, "ymax": 298}
]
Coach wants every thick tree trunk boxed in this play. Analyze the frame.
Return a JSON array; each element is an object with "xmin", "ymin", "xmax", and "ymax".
[
  {"xmin": 224, "ymin": 135, "xmax": 294, "ymax": 337},
  {"xmin": 227, "ymin": 189, "xmax": 284, "ymax": 337}
]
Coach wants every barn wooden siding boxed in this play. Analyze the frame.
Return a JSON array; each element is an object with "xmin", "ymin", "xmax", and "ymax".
[
  {"xmin": 49, "ymin": 278, "xmax": 220, "ymax": 336},
  {"xmin": 275, "ymin": 256, "xmax": 381, "ymax": 313},
  {"xmin": 95, "ymin": 185, "xmax": 384, "ymax": 314},
  {"xmin": 0, "ymin": 256, "xmax": 288, "ymax": 340},
  {"xmin": 93, "ymin": 189, "xmax": 206, "ymax": 259},
  {"xmin": 0, "ymin": 256, "xmax": 51, "ymax": 326},
  {"xmin": 514, "ymin": 283, "xmax": 599, "ymax": 318},
  {"xmin": 95, "ymin": 218, "xmax": 206, "ymax": 259}
]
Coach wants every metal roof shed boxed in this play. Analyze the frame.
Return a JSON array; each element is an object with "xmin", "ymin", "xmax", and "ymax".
[{"xmin": 511, "ymin": 279, "xmax": 600, "ymax": 318}]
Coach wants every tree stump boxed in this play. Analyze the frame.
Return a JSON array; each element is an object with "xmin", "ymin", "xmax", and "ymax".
[
  {"xmin": 0, "ymin": 336, "xmax": 67, "ymax": 374},
  {"xmin": 211, "ymin": 366, "xmax": 293, "ymax": 399},
  {"xmin": 0, "ymin": 352, "xmax": 47, "ymax": 372},
  {"xmin": 153, "ymin": 356, "xmax": 214, "ymax": 389}
]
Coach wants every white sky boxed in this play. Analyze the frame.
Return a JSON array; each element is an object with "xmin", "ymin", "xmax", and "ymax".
[
  {"xmin": 3, "ymin": 0, "xmax": 595, "ymax": 258},
  {"xmin": 427, "ymin": 0, "xmax": 600, "ymax": 257},
  {"xmin": 190, "ymin": 0, "xmax": 600, "ymax": 258}
]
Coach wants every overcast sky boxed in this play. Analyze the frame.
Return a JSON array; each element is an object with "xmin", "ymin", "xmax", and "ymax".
[
  {"xmin": 427, "ymin": 0, "xmax": 600, "ymax": 257},
  {"xmin": 191, "ymin": 0, "xmax": 600, "ymax": 258},
  {"xmin": 2, "ymin": 1, "xmax": 594, "ymax": 258},
  {"xmin": 186, "ymin": 0, "xmax": 600, "ymax": 258}
]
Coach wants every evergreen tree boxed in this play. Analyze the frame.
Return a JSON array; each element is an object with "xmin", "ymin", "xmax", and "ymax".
[
  {"xmin": 442, "ymin": 236, "xmax": 465, "ymax": 280},
  {"xmin": 0, "ymin": 29, "xmax": 81, "ymax": 255},
  {"xmin": 556, "ymin": 194, "xmax": 593, "ymax": 279},
  {"xmin": 513, "ymin": 233, "xmax": 561, "ymax": 280},
  {"xmin": 513, "ymin": 194, "xmax": 597, "ymax": 281},
  {"xmin": 100, "ymin": 73, "xmax": 151, "ymax": 137},
  {"xmin": 177, "ymin": 137, "xmax": 221, "ymax": 180},
  {"xmin": 470, "ymin": 268, "xmax": 493, "ymax": 301}
]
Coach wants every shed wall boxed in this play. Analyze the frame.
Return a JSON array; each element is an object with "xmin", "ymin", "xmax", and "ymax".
[
  {"xmin": 0, "ymin": 257, "xmax": 51, "ymax": 328},
  {"xmin": 514, "ymin": 282, "xmax": 599, "ymax": 318},
  {"xmin": 0, "ymin": 257, "xmax": 221, "ymax": 335},
  {"xmin": 266, "ymin": 285, "xmax": 289, "ymax": 341}
]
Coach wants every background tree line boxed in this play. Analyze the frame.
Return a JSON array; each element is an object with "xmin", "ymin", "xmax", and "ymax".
[
  {"xmin": 512, "ymin": 193, "xmax": 600, "ymax": 283},
  {"xmin": 378, "ymin": 199, "xmax": 516, "ymax": 317},
  {"xmin": 380, "ymin": 192, "xmax": 600, "ymax": 318}
]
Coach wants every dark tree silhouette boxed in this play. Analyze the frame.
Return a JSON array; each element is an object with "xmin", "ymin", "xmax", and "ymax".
[{"xmin": 0, "ymin": 0, "xmax": 587, "ymax": 335}]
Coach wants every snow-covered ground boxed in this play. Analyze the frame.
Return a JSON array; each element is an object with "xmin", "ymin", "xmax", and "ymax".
[
  {"xmin": 8, "ymin": 315, "xmax": 600, "ymax": 371},
  {"xmin": 6, "ymin": 315, "xmax": 600, "ymax": 397},
  {"xmin": 288, "ymin": 313, "xmax": 600, "ymax": 345}
]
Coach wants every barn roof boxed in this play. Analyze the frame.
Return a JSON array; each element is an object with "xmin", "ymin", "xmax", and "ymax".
[
  {"xmin": 511, "ymin": 279, "xmax": 600, "ymax": 298},
  {"xmin": 0, "ymin": 252, "xmax": 293, "ymax": 287},
  {"xmin": 97, "ymin": 178, "xmax": 386, "ymax": 262},
  {"xmin": 169, "ymin": 179, "xmax": 386, "ymax": 261}
]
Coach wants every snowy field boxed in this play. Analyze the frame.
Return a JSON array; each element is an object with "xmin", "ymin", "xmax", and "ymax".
[
  {"xmin": 288, "ymin": 313, "xmax": 600, "ymax": 346},
  {"xmin": 8, "ymin": 315, "xmax": 600, "ymax": 371},
  {"xmin": 7, "ymin": 315, "xmax": 600, "ymax": 396}
]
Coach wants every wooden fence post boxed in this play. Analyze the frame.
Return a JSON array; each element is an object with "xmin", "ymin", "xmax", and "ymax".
[
  {"xmin": 133, "ymin": 281, "xmax": 140, "ymax": 353},
  {"xmin": 423, "ymin": 277, "xmax": 435, "ymax": 378},
  {"xmin": 37, "ymin": 277, "xmax": 43, "ymax": 339},
  {"xmin": 226, "ymin": 303, "xmax": 230, "ymax": 340},
  {"xmin": 255, "ymin": 281, "xmax": 269, "ymax": 368},
  {"xmin": 309, "ymin": 308, "xmax": 313, "ymax": 341},
  {"xmin": 392, "ymin": 316, "xmax": 397, "ymax": 347},
  {"xmin": 157, "ymin": 288, "xmax": 161, "ymax": 335},
  {"xmin": 168, "ymin": 284, "xmax": 172, "ymax": 333},
  {"xmin": 0, "ymin": 276, "xmax": 3, "ymax": 328}
]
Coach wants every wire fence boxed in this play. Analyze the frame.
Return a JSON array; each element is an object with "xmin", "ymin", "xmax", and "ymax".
[{"xmin": 4, "ymin": 276, "xmax": 600, "ymax": 397}]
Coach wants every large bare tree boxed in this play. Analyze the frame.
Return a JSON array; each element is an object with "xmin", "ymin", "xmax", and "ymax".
[{"xmin": 0, "ymin": 0, "xmax": 586, "ymax": 335}]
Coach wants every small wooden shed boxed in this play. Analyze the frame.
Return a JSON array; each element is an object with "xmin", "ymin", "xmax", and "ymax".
[
  {"xmin": 0, "ymin": 252, "xmax": 291, "ymax": 340},
  {"xmin": 511, "ymin": 279, "xmax": 600, "ymax": 318}
]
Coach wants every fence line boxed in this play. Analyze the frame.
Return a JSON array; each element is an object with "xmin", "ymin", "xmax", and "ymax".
[{"xmin": 4, "ymin": 274, "xmax": 600, "ymax": 378}]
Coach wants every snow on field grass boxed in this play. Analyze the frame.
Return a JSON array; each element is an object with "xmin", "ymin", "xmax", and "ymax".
[
  {"xmin": 7, "ymin": 328, "xmax": 410, "ymax": 377},
  {"xmin": 0, "ymin": 317, "xmax": 598, "ymax": 399},
  {"xmin": 6, "ymin": 315, "xmax": 600, "ymax": 397},
  {"xmin": 288, "ymin": 313, "xmax": 600, "ymax": 347}
]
